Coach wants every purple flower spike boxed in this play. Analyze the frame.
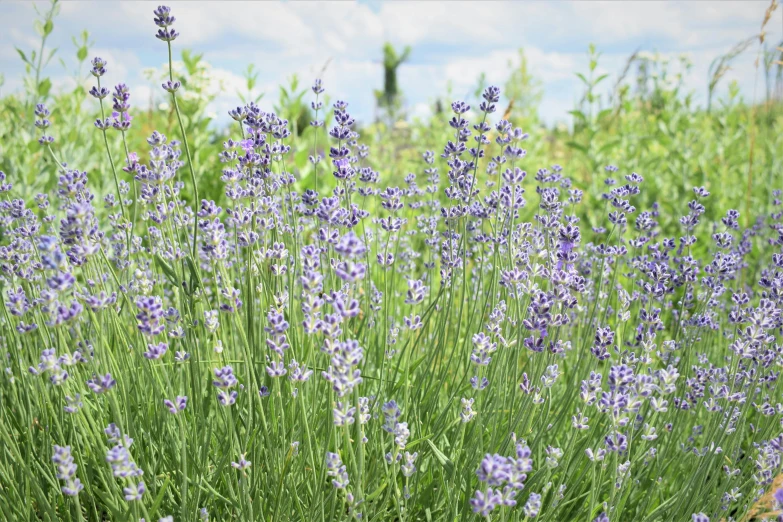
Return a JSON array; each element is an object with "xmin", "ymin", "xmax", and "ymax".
[
  {"xmin": 90, "ymin": 57, "xmax": 107, "ymax": 77},
  {"xmin": 326, "ymin": 452, "xmax": 350, "ymax": 489},
  {"xmin": 87, "ymin": 373, "xmax": 116, "ymax": 394},
  {"xmin": 231, "ymin": 454, "xmax": 251, "ymax": 472},
  {"xmin": 52, "ymin": 445, "xmax": 84, "ymax": 496},
  {"xmin": 213, "ymin": 365, "xmax": 238, "ymax": 388},
  {"xmin": 163, "ymin": 395, "xmax": 187, "ymax": 414},
  {"xmin": 143, "ymin": 342, "xmax": 169, "ymax": 360},
  {"xmin": 153, "ymin": 5, "xmax": 179, "ymax": 41}
]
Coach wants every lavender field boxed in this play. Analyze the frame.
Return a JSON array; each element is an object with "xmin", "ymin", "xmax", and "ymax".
[{"xmin": 2, "ymin": 1, "xmax": 783, "ymax": 521}]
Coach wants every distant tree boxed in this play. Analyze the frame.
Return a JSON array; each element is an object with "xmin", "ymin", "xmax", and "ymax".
[{"xmin": 375, "ymin": 43, "xmax": 411, "ymax": 113}]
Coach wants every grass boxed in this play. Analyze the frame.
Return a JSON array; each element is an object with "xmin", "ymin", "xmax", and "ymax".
[{"xmin": 1, "ymin": 2, "xmax": 783, "ymax": 522}]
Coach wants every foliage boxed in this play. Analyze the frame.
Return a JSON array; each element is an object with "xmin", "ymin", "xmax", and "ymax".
[
  {"xmin": 375, "ymin": 42, "xmax": 412, "ymax": 121},
  {"xmin": 2, "ymin": 4, "xmax": 783, "ymax": 522}
]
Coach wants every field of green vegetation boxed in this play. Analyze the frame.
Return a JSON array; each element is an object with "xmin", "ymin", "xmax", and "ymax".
[{"xmin": 1, "ymin": 1, "xmax": 783, "ymax": 521}]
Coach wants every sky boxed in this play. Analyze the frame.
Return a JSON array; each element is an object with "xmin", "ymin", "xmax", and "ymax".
[{"xmin": 1, "ymin": 1, "xmax": 781, "ymax": 128}]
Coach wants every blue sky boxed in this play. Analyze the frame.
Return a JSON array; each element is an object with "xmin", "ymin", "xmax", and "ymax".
[{"xmin": 1, "ymin": 1, "xmax": 780, "ymax": 127}]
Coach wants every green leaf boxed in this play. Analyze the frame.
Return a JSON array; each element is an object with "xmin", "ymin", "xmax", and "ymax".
[
  {"xmin": 426, "ymin": 439, "xmax": 455, "ymax": 479},
  {"xmin": 91, "ymin": 488, "xmax": 124, "ymax": 520},
  {"xmin": 597, "ymin": 108, "xmax": 613, "ymax": 121},
  {"xmin": 37, "ymin": 78, "xmax": 52, "ymax": 97},
  {"xmin": 568, "ymin": 110, "xmax": 587, "ymax": 122},
  {"xmin": 366, "ymin": 481, "xmax": 387, "ymax": 501},
  {"xmin": 155, "ymin": 254, "xmax": 178, "ymax": 286},
  {"xmin": 148, "ymin": 475, "xmax": 171, "ymax": 519},
  {"xmin": 44, "ymin": 47, "xmax": 57, "ymax": 66},
  {"xmin": 43, "ymin": 19, "xmax": 54, "ymax": 36},
  {"xmin": 598, "ymin": 139, "xmax": 620, "ymax": 154},
  {"xmin": 409, "ymin": 353, "xmax": 428, "ymax": 373},
  {"xmin": 76, "ymin": 46, "xmax": 88, "ymax": 62},
  {"xmin": 15, "ymin": 48, "xmax": 29, "ymax": 65},
  {"xmin": 186, "ymin": 255, "xmax": 201, "ymax": 295},
  {"xmin": 566, "ymin": 141, "xmax": 588, "ymax": 154}
]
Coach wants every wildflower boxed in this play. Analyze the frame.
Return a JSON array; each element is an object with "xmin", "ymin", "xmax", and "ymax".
[
  {"xmin": 143, "ymin": 342, "xmax": 168, "ymax": 360},
  {"xmin": 204, "ymin": 310, "xmax": 219, "ymax": 333},
  {"xmin": 213, "ymin": 366, "xmax": 238, "ymax": 406},
  {"xmin": 401, "ymin": 451, "xmax": 418, "ymax": 477},
  {"xmin": 136, "ymin": 296, "xmax": 165, "ymax": 336},
  {"xmin": 87, "ymin": 373, "xmax": 116, "ymax": 394},
  {"xmin": 774, "ymin": 488, "xmax": 783, "ymax": 509},
  {"xmin": 333, "ymin": 401, "xmax": 355, "ymax": 426},
  {"xmin": 231, "ymin": 454, "xmax": 251, "ymax": 472},
  {"xmin": 477, "ymin": 454, "xmax": 510, "ymax": 487},
  {"xmin": 460, "ymin": 397, "xmax": 477, "ymax": 423},
  {"xmin": 52, "ymin": 445, "xmax": 84, "ymax": 496},
  {"xmin": 382, "ymin": 400, "xmax": 402, "ymax": 432},
  {"xmin": 321, "ymin": 339, "xmax": 363, "ymax": 397},
  {"xmin": 523, "ymin": 492, "xmax": 542, "ymax": 518},
  {"xmin": 123, "ymin": 481, "xmax": 146, "ymax": 502},
  {"xmin": 153, "ymin": 5, "xmax": 179, "ymax": 41},
  {"xmin": 545, "ymin": 446, "xmax": 563, "ymax": 468},
  {"xmin": 394, "ymin": 422, "xmax": 410, "ymax": 449},
  {"xmin": 265, "ymin": 360, "xmax": 286, "ymax": 378},
  {"xmin": 326, "ymin": 452, "xmax": 349, "ymax": 488},
  {"xmin": 288, "ymin": 359, "xmax": 313, "ymax": 382},
  {"xmin": 30, "ymin": 348, "xmax": 69, "ymax": 385},
  {"xmin": 64, "ymin": 394, "xmax": 83, "ymax": 413},
  {"xmin": 90, "ymin": 56, "xmax": 107, "ymax": 77},
  {"xmin": 470, "ymin": 488, "xmax": 502, "ymax": 516},
  {"xmin": 163, "ymin": 396, "xmax": 187, "ymax": 414}
]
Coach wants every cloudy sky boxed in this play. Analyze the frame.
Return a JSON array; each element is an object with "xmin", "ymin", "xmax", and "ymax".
[{"xmin": 1, "ymin": 1, "xmax": 780, "ymax": 127}]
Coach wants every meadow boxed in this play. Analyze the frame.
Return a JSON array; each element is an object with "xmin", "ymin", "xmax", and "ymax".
[{"xmin": 2, "ymin": 2, "xmax": 783, "ymax": 521}]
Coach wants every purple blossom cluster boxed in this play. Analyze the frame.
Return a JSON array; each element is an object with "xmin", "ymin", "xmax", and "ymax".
[
  {"xmin": 470, "ymin": 437, "xmax": 533, "ymax": 516},
  {"xmin": 4, "ymin": 4, "xmax": 783, "ymax": 521},
  {"xmin": 105, "ymin": 423, "xmax": 145, "ymax": 502},
  {"xmin": 52, "ymin": 445, "xmax": 84, "ymax": 496}
]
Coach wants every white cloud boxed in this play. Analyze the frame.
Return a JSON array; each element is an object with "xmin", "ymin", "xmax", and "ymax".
[{"xmin": 0, "ymin": 0, "xmax": 779, "ymax": 126}]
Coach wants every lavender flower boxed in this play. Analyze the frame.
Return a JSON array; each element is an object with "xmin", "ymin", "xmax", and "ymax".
[
  {"xmin": 143, "ymin": 341, "xmax": 169, "ymax": 360},
  {"xmin": 136, "ymin": 296, "xmax": 165, "ymax": 336},
  {"xmin": 470, "ymin": 488, "xmax": 502, "ymax": 516},
  {"xmin": 231, "ymin": 454, "xmax": 251, "ymax": 473},
  {"xmin": 90, "ymin": 56, "xmax": 107, "ymax": 77},
  {"xmin": 213, "ymin": 365, "xmax": 238, "ymax": 406},
  {"xmin": 460, "ymin": 397, "xmax": 477, "ymax": 423},
  {"xmin": 321, "ymin": 339, "xmax": 363, "ymax": 397},
  {"xmin": 326, "ymin": 452, "xmax": 349, "ymax": 488},
  {"xmin": 52, "ymin": 445, "xmax": 84, "ymax": 496},
  {"xmin": 153, "ymin": 5, "xmax": 179, "ymax": 41},
  {"xmin": 121, "ymin": 481, "xmax": 145, "ymax": 502},
  {"xmin": 401, "ymin": 451, "xmax": 418, "ymax": 477},
  {"xmin": 523, "ymin": 492, "xmax": 541, "ymax": 518},
  {"xmin": 163, "ymin": 396, "xmax": 187, "ymax": 414},
  {"xmin": 87, "ymin": 373, "xmax": 116, "ymax": 394}
]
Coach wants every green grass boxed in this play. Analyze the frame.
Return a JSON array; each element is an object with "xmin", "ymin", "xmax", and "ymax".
[{"xmin": 1, "ymin": 2, "xmax": 783, "ymax": 522}]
